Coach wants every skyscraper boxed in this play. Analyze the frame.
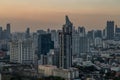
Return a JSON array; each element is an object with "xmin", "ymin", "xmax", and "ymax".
[
  {"xmin": 103, "ymin": 29, "xmax": 107, "ymax": 39},
  {"xmin": 94, "ymin": 30, "xmax": 102, "ymax": 38},
  {"xmin": 106, "ymin": 21, "xmax": 114, "ymax": 40},
  {"xmin": 6, "ymin": 23, "xmax": 11, "ymax": 39},
  {"xmin": 115, "ymin": 25, "xmax": 120, "ymax": 40},
  {"xmin": 25, "ymin": 27, "xmax": 30, "ymax": 39},
  {"xmin": 0, "ymin": 27, "xmax": 2, "ymax": 40},
  {"xmin": 38, "ymin": 33, "xmax": 54, "ymax": 64},
  {"xmin": 78, "ymin": 26, "xmax": 86, "ymax": 37},
  {"xmin": 59, "ymin": 16, "xmax": 73, "ymax": 69},
  {"xmin": 79, "ymin": 36, "xmax": 89, "ymax": 55},
  {"xmin": 72, "ymin": 31, "xmax": 79, "ymax": 56},
  {"xmin": 38, "ymin": 33, "xmax": 54, "ymax": 56},
  {"xmin": 87, "ymin": 30, "xmax": 94, "ymax": 40},
  {"xmin": 87, "ymin": 30, "xmax": 94, "ymax": 45}
]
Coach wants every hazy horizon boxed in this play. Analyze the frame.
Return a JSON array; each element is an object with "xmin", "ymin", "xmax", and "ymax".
[{"xmin": 0, "ymin": 0, "xmax": 120, "ymax": 32}]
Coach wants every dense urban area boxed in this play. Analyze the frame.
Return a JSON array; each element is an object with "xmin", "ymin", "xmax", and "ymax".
[{"xmin": 0, "ymin": 16, "xmax": 120, "ymax": 80}]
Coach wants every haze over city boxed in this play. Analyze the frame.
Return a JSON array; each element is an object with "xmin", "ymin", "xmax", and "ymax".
[
  {"xmin": 0, "ymin": 0, "xmax": 120, "ymax": 32},
  {"xmin": 1, "ymin": 0, "xmax": 120, "ymax": 80}
]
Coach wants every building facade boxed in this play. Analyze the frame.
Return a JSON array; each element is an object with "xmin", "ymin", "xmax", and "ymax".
[
  {"xmin": 10, "ymin": 39, "xmax": 35, "ymax": 64},
  {"xmin": 38, "ymin": 33, "xmax": 54, "ymax": 64}
]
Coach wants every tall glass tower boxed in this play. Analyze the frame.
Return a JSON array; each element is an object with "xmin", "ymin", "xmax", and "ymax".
[{"xmin": 59, "ymin": 16, "xmax": 73, "ymax": 69}]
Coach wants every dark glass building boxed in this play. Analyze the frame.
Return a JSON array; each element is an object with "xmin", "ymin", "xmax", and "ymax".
[
  {"xmin": 94, "ymin": 30, "xmax": 102, "ymax": 38},
  {"xmin": 106, "ymin": 21, "xmax": 114, "ymax": 40},
  {"xmin": 25, "ymin": 27, "xmax": 30, "ymax": 39},
  {"xmin": 6, "ymin": 23, "xmax": 11, "ymax": 39},
  {"xmin": 78, "ymin": 26, "xmax": 85, "ymax": 33},
  {"xmin": 78, "ymin": 26, "xmax": 86, "ymax": 37},
  {"xmin": 38, "ymin": 33, "xmax": 54, "ymax": 58}
]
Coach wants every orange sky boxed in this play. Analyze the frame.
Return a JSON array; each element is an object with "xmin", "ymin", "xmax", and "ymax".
[{"xmin": 0, "ymin": 0, "xmax": 120, "ymax": 32}]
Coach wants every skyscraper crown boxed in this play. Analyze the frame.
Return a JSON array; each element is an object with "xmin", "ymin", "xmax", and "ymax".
[{"xmin": 65, "ymin": 15, "xmax": 72, "ymax": 25}]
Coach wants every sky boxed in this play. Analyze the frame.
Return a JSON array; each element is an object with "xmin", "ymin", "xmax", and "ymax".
[{"xmin": 0, "ymin": 0, "xmax": 120, "ymax": 32}]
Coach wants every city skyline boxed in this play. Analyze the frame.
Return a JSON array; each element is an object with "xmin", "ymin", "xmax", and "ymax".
[
  {"xmin": 0, "ymin": 0, "xmax": 120, "ymax": 32},
  {"xmin": 0, "ymin": 18, "xmax": 119, "ymax": 80}
]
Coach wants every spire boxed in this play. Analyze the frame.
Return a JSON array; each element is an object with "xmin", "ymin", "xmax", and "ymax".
[{"xmin": 65, "ymin": 15, "xmax": 71, "ymax": 24}]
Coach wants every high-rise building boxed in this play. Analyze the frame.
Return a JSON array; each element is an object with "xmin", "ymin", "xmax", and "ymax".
[
  {"xmin": 32, "ymin": 33, "xmax": 38, "ymax": 48},
  {"xmin": 38, "ymin": 33, "xmax": 54, "ymax": 61},
  {"xmin": 51, "ymin": 30, "xmax": 59, "ymax": 48},
  {"xmin": 94, "ymin": 37, "xmax": 102, "ymax": 47},
  {"xmin": 103, "ymin": 28, "xmax": 107, "ymax": 39},
  {"xmin": 72, "ymin": 31, "xmax": 79, "ymax": 56},
  {"xmin": 10, "ymin": 39, "xmax": 35, "ymax": 64},
  {"xmin": 78, "ymin": 26, "xmax": 86, "ymax": 37},
  {"xmin": 38, "ymin": 33, "xmax": 54, "ymax": 55},
  {"xmin": 0, "ymin": 27, "xmax": 2, "ymax": 40},
  {"xmin": 59, "ymin": 16, "xmax": 73, "ymax": 69},
  {"xmin": 87, "ymin": 30, "xmax": 95, "ymax": 45},
  {"xmin": 37, "ymin": 30, "xmax": 46, "ymax": 35},
  {"xmin": 12, "ymin": 32, "xmax": 26, "ymax": 40},
  {"xmin": 106, "ymin": 21, "xmax": 114, "ymax": 40},
  {"xmin": 6, "ymin": 23, "xmax": 11, "ymax": 39},
  {"xmin": 115, "ymin": 25, "xmax": 120, "ymax": 40},
  {"xmin": 79, "ymin": 37, "xmax": 89, "ymax": 55},
  {"xmin": 2, "ymin": 30, "xmax": 7, "ymax": 40},
  {"xmin": 87, "ymin": 30, "xmax": 94, "ymax": 40},
  {"xmin": 94, "ymin": 30, "xmax": 102, "ymax": 38},
  {"xmin": 25, "ymin": 27, "xmax": 30, "ymax": 39}
]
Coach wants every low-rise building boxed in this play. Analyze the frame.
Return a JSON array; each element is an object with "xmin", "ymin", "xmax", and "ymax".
[
  {"xmin": 111, "ymin": 67, "xmax": 120, "ymax": 72},
  {"xmin": 53, "ymin": 68, "xmax": 79, "ymax": 80},
  {"xmin": 38, "ymin": 65, "xmax": 79, "ymax": 80},
  {"xmin": 38, "ymin": 65, "xmax": 57, "ymax": 77}
]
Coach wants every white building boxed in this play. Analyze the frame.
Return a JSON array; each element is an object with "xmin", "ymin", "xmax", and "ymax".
[
  {"xmin": 38, "ymin": 65, "xmax": 79, "ymax": 80},
  {"xmin": 111, "ymin": 67, "xmax": 120, "ymax": 72},
  {"xmin": 38, "ymin": 65, "xmax": 57, "ymax": 76},
  {"xmin": 10, "ymin": 39, "xmax": 35, "ymax": 64}
]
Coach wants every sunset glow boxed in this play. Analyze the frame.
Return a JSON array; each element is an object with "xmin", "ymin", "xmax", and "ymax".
[{"xmin": 0, "ymin": 0, "xmax": 120, "ymax": 32}]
